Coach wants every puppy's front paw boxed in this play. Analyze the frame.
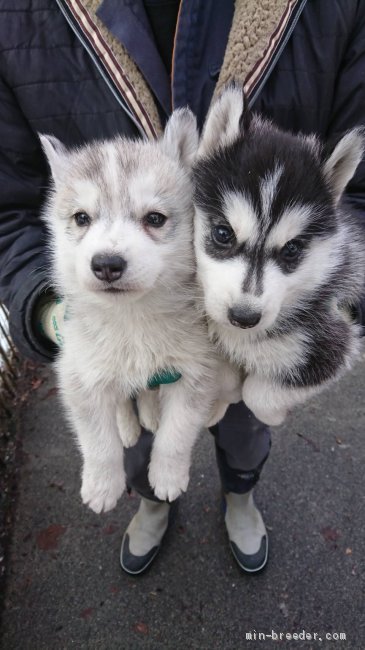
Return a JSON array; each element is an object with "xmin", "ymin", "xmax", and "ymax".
[
  {"xmin": 81, "ymin": 462, "xmax": 126, "ymax": 513},
  {"xmin": 251, "ymin": 406, "xmax": 287, "ymax": 426},
  {"xmin": 242, "ymin": 378, "xmax": 287, "ymax": 426},
  {"xmin": 148, "ymin": 454, "xmax": 189, "ymax": 502}
]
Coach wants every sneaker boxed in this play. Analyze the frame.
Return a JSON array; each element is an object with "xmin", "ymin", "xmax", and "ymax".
[
  {"xmin": 223, "ymin": 490, "xmax": 268, "ymax": 573},
  {"xmin": 120, "ymin": 497, "xmax": 174, "ymax": 575}
]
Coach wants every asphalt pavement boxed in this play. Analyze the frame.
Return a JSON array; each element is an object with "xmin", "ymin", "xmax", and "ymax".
[{"xmin": 1, "ymin": 355, "xmax": 365, "ymax": 649}]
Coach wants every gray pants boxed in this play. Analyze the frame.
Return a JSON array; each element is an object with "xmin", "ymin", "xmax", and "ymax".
[{"xmin": 124, "ymin": 401, "xmax": 271, "ymax": 501}]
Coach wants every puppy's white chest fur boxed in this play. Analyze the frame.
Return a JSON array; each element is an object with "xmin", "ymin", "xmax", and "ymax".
[
  {"xmin": 210, "ymin": 321, "xmax": 307, "ymax": 380},
  {"xmin": 63, "ymin": 294, "xmax": 212, "ymax": 396}
]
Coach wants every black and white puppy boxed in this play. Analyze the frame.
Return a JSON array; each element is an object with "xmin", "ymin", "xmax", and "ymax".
[{"xmin": 194, "ymin": 86, "xmax": 365, "ymax": 426}]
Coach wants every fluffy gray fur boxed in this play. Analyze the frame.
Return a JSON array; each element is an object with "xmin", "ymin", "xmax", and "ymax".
[{"xmin": 40, "ymin": 109, "xmax": 240, "ymax": 511}]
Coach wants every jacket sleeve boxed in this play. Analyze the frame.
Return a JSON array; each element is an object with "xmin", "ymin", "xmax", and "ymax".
[
  {"xmin": 325, "ymin": 2, "xmax": 365, "ymax": 222},
  {"xmin": 325, "ymin": 3, "xmax": 365, "ymax": 329},
  {"xmin": 0, "ymin": 74, "xmax": 57, "ymax": 361}
]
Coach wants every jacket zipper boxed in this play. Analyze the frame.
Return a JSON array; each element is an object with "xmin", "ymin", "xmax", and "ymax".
[
  {"xmin": 248, "ymin": 0, "xmax": 308, "ymax": 108},
  {"xmin": 55, "ymin": 0, "xmax": 148, "ymax": 139},
  {"xmin": 170, "ymin": 0, "xmax": 183, "ymax": 110},
  {"xmin": 56, "ymin": 0, "xmax": 308, "ymax": 131}
]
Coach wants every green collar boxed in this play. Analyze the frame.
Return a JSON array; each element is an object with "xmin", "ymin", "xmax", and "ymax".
[{"xmin": 147, "ymin": 369, "xmax": 182, "ymax": 390}]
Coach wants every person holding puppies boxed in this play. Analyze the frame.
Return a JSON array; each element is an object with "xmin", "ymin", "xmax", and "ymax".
[{"xmin": 0, "ymin": 0, "xmax": 364, "ymax": 575}]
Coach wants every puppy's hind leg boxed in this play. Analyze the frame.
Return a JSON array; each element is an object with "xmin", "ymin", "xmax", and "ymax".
[
  {"xmin": 148, "ymin": 377, "xmax": 213, "ymax": 501},
  {"xmin": 116, "ymin": 399, "xmax": 141, "ymax": 448},
  {"xmin": 137, "ymin": 389, "xmax": 161, "ymax": 434},
  {"xmin": 207, "ymin": 360, "xmax": 243, "ymax": 427},
  {"xmin": 207, "ymin": 400, "xmax": 230, "ymax": 427}
]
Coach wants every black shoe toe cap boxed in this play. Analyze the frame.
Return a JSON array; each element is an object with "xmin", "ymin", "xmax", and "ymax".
[
  {"xmin": 229, "ymin": 535, "xmax": 268, "ymax": 573},
  {"xmin": 120, "ymin": 533, "xmax": 160, "ymax": 576}
]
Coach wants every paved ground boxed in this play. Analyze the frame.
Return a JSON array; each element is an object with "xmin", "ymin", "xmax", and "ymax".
[{"xmin": 1, "ymin": 355, "xmax": 365, "ymax": 649}]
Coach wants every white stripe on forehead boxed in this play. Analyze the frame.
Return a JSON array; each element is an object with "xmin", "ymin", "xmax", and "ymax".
[
  {"xmin": 73, "ymin": 179, "xmax": 99, "ymax": 214},
  {"xmin": 266, "ymin": 203, "xmax": 314, "ymax": 249},
  {"xmin": 105, "ymin": 142, "xmax": 121, "ymax": 199},
  {"xmin": 128, "ymin": 170, "xmax": 160, "ymax": 214},
  {"xmin": 260, "ymin": 164, "xmax": 283, "ymax": 228},
  {"xmin": 222, "ymin": 190, "xmax": 258, "ymax": 244}
]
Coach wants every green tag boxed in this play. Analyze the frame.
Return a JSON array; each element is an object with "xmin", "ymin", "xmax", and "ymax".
[{"xmin": 147, "ymin": 369, "xmax": 182, "ymax": 390}]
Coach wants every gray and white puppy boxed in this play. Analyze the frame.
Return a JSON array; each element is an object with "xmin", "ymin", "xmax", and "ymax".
[
  {"xmin": 40, "ymin": 109, "xmax": 239, "ymax": 512},
  {"xmin": 194, "ymin": 86, "xmax": 365, "ymax": 426}
]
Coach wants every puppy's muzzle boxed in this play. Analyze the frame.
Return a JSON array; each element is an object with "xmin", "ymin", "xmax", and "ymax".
[
  {"xmin": 228, "ymin": 306, "xmax": 261, "ymax": 329},
  {"xmin": 91, "ymin": 254, "xmax": 127, "ymax": 283}
]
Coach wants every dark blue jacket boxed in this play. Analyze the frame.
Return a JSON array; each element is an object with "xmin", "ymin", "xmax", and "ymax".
[{"xmin": 0, "ymin": 0, "xmax": 364, "ymax": 360}]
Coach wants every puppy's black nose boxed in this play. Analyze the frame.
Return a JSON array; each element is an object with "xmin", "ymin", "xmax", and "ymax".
[
  {"xmin": 91, "ymin": 254, "xmax": 127, "ymax": 282},
  {"xmin": 228, "ymin": 306, "xmax": 261, "ymax": 329}
]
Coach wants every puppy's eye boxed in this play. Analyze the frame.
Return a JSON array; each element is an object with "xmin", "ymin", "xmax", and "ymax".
[
  {"xmin": 280, "ymin": 239, "xmax": 303, "ymax": 262},
  {"xmin": 212, "ymin": 225, "xmax": 235, "ymax": 247},
  {"xmin": 144, "ymin": 212, "xmax": 167, "ymax": 228},
  {"xmin": 74, "ymin": 211, "xmax": 91, "ymax": 227}
]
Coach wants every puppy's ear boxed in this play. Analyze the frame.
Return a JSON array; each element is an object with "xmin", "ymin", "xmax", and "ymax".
[
  {"xmin": 39, "ymin": 134, "xmax": 68, "ymax": 183},
  {"xmin": 323, "ymin": 127, "xmax": 365, "ymax": 204},
  {"xmin": 198, "ymin": 84, "xmax": 244, "ymax": 158},
  {"xmin": 162, "ymin": 108, "xmax": 198, "ymax": 167}
]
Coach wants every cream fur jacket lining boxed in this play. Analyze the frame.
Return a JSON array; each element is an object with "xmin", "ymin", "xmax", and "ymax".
[{"xmin": 67, "ymin": 0, "xmax": 297, "ymax": 137}]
